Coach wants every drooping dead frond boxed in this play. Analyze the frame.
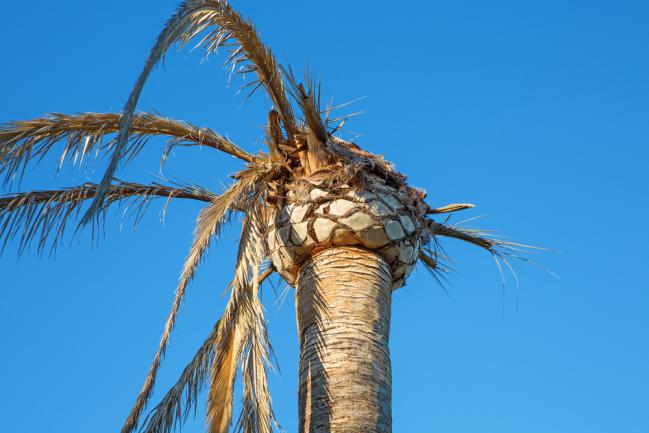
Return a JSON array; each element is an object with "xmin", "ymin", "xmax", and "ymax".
[
  {"xmin": 205, "ymin": 261, "xmax": 270, "ymax": 433},
  {"xmin": 206, "ymin": 227, "xmax": 266, "ymax": 433},
  {"xmin": 236, "ymin": 300, "xmax": 274, "ymax": 433},
  {"xmin": 138, "ymin": 268, "xmax": 273, "ymax": 433},
  {"xmin": 419, "ymin": 250, "xmax": 438, "ymax": 272},
  {"xmin": 207, "ymin": 306, "xmax": 245, "ymax": 433},
  {"xmin": 434, "ymin": 222, "xmax": 552, "ymax": 287},
  {"xmin": 206, "ymin": 181, "xmax": 274, "ymax": 433},
  {"xmin": 0, "ymin": 112, "xmax": 252, "ymax": 186},
  {"xmin": 89, "ymin": 0, "xmax": 296, "ymax": 226},
  {"xmin": 122, "ymin": 162, "xmax": 278, "ymax": 433},
  {"xmin": 0, "ymin": 181, "xmax": 213, "ymax": 255},
  {"xmin": 237, "ymin": 315, "xmax": 274, "ymax": 433},
  {"xmin": 418, "ymin": 248, "xmax": 452, "ymax": 290},
  {"xmin": 231, "ymin": 209, "xmax": 274, "ymax": 433},
  {"xmin": 141, "ymin": 320, "xmax": 218, "ymax": 433},
  {"xmin": 429, "ymin": 221, "xmax": 542, "ymax": 259}
]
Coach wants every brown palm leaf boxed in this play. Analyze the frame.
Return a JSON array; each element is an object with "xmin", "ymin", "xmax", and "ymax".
[
  {"xmin": 207, "ymin": 185, "xmax": 273, "ymax": 433},
  {"xmin": 229, "ymin": 209, "xmax": 274, "ymax": 433},
  {"xmin": 121, "ymin": 161, "xmax": 279, "ymax": 433},
  {"xmin": 429, "ymin": 221, "xmax": 540, "ymax": 255},
  {"xmin": 425, "ymin": 219, "xmax": 545, "ymax": 286},
  {"xmin": 283, "ymin": 67, "xmax": 327, "ymax": 144},
  {"xmin": 87, "ymin": 0, "xmax": 296, "ymax": 226},
  {"xmin": 0, "ymin": 180, "xmax": 213, "ymax": 255},
  {"xmin": 138, "ymin": 268, "xmax": 273, "ymax": 433},
  {"xmin": 207, "ymin": 314, "xmax": 244, "ymax": 433},
  {"xmin": 236, "ymin": 293, "xmax": 274, "ymax": 433},
  {"xmin": 0, "ymin": 112, "xmax": 252, "ymax": 187}
]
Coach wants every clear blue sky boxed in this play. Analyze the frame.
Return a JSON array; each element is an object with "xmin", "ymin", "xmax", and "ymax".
[{"xmin": 1, "ymin": 1, "xmax": 648, "ymax": 432}]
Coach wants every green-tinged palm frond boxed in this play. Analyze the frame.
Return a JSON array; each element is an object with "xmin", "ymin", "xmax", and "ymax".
[
  {"xmin": 0, "ymin": 112, "xmax": 252, "ymax": 186},
  {"xmin": 0, "ymin": 181, "xmax": 213, "ymax": 255},
  {"xmin": 138, "ymin": 268, "xmax": 273, "ymax": 433},
  {"xmin": 89, "ymin": 0, "xmax": 296, "ymax": 226},
  {"xmin": 122, "ymin": 162, "xmax": 279, "ymax": 433}
]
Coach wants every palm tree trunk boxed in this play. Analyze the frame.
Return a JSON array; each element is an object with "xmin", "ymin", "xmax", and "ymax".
[{"xmin": 296, "ymin": 246, "xmax": 392, "ymax": 433}]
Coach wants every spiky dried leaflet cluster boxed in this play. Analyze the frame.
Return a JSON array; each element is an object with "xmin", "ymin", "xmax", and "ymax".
[{"xmin": 0, "ymin": 1, "xmax": 537, "ymax": 433}]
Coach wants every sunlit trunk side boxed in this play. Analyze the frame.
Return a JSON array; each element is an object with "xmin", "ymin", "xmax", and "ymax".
[{"xmin": 296, "ymin": 246, "xmax": 393, "ymax": 433}]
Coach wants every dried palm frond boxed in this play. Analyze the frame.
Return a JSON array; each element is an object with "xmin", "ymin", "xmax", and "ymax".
[
  {"xmin": 231, "ymin": 209, "xmax": 274, "ymax": 433},
  {"xmin": 283, "ymin": 67, "xmax": 327, "ymax": 143},
  {"xmin": 418, "ymin": 247, "xmax": 452, "ymax": 290},
  {"xmin": 205, "ymin": 208, "xmax": 270, "ymax": 433},
  {"xmin": 237, "ymin": 315, "xmax": 274, "ymax": 433},
  {"xmin": 281, "ymin": 66, "xmax": 333, "ymax": 175},
  {"xmin": 419, "ymin": 250, "xmax": 438, "ymax": 273},
  {"xmin": 236, "ymin": 299, "xmax": 274, "ymax": 433},
  {"xmin": 0, "ymin": 180, "xmax": 213, "ymax": 255},
  {"xmin": 89, "ymin": 0, "xmax": 296, "ymax": 226},
  {"xmin": 141, "ymin": 319, "xmax": 218, "ymax": 433},
  {"xmin": 121, "ymin": 162, "xmax": 278, "ymax": 433},
  {"xmin": 0, "ymin": 112, "xmax": 252, "ymax": 186},
  {"xmin": 265, "ymin": 110, "xmax": 285, "ymax": 162},
  {"xmin": 138, "ymin": 268, "xmax": 273, "ymax": 433},
  {"xmin": 206, "ymin": 181, "xmax": 273, "ymax": 433},
  {"xmin": 207, "ymin": 309, "xmax": 244, "ymax": 433},
  {"xmin": 429, "ymin": 221, "xmax": 543, "ymax": 274}
]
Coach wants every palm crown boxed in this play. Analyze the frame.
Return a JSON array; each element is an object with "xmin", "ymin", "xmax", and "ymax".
[{"xmin": 0, "ymin": 1, "xmax": 535, "ymax": 433}]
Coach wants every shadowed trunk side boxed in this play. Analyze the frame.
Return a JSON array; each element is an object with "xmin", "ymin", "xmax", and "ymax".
[{"xmin": 296, "ymin": 247, "xmax": 392, "ymax": 433}]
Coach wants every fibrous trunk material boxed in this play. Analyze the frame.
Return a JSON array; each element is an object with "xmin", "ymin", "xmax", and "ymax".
[{"xmin": 296, "ymin": 246, "xmax": 392, "ymax": 433}]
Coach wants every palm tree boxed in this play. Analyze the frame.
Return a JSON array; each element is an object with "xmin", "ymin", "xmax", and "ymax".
[{"xmin": 0, "ymin": 2, "xmax": 535, "ymax": 433}]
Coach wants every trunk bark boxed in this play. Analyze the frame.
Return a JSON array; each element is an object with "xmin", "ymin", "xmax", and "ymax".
[{"xmin": 296, "ymin": 246, "xmax": 392, "ymax": 433}]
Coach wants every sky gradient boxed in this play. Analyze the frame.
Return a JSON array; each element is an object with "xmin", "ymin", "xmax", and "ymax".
[{"xmin": 1, "ymin": 1, "xmax": 648, "ymax": 432}]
